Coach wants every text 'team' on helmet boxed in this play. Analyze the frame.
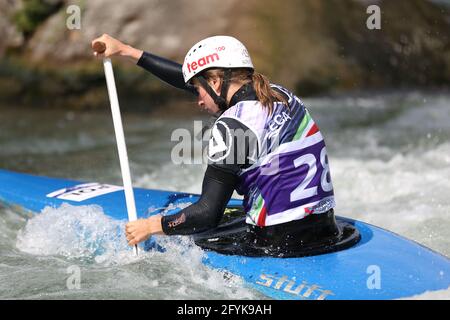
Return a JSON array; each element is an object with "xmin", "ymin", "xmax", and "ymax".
[{"xmin": 182, "ymin": 36, "xmax": 254, "ymax": 84}]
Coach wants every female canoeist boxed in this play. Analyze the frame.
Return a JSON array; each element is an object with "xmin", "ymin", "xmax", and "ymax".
[{"xmin": 92, "ymin": 34, "xmax": 349, "ymax": 257}]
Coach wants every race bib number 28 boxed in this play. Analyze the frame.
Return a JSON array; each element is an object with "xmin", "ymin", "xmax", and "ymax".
[{"xmin": 290, "ymin": 146, "xmax": 333, "ymax": 203}]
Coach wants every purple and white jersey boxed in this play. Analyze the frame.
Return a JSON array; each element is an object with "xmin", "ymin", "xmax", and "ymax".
[{"xmin": 213, "ymin": 84, "xmax": 335, "ymax": 227}]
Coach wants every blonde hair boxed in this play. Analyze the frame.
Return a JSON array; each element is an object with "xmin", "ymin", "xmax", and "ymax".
[{"xmin": 193, "ymin": 68, "xmax": 289, "ymax": 114}]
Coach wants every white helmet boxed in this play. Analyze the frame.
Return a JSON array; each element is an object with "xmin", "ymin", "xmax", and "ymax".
[{"xmin": 182, "ymin": 36, "xmax": 254, "ymax": 83}]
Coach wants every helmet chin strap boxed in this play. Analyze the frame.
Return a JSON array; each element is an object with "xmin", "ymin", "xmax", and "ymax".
[{"xmin": 197, "ymin": 69, "xmax": 232, "ymax": 111}]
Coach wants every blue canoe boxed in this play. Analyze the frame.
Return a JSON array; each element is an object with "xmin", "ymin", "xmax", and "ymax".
[{"xmin": 0, "ymin": 169, "xmax": 449, "ymax": 300}]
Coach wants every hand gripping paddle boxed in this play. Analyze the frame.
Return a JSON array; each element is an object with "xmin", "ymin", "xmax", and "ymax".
[{"xmin": 93, "ymin": 41, "xmax": 138, "ymax": 256}]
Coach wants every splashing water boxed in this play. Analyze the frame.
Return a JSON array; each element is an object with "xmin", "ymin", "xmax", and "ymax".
[
  {"xmin": 16, "ymin": 204, "xmax": 128, "ymax": 261},
  {"xmin": 10, "ymin": 203, "xmax": 261, "ymax": 299}
]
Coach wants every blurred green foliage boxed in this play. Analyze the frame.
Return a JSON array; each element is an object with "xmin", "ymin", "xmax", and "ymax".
[{"xmin": 13, "ymin": 0, "xmax": 63, "ymax": 38}]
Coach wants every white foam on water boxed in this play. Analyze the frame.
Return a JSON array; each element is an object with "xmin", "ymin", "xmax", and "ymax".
[
  {"xmin": 14, "ymin": 203, "xmax": 260, "ymax": 299},
  {"xmin": 16, "ymin": 203, "xmax": 129, "ymax": 261},
  {"xmin": 147, "ymin": 236, "xmax": 259, "ymax": 299},
  {"xmin": 332, "ymin": 142, "xmax": 450, "ymax": 256},
  {"xmin": 0, "ymin": 205, "xmax": 29, "ymax": 250}
]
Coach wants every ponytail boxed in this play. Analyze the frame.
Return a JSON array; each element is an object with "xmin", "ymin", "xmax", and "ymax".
[{"xmin": 252, "ymin": 72, "xmax": 289, "ymax": 115}]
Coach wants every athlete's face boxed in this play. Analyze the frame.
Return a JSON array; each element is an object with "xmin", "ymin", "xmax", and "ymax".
[
  {"xmin": 196, "ymin": 86, "xmax": 220, "ymax": 114},
  {"xmin": 193, "ymin": 78, "xmax": 221, "ymax": 115}
]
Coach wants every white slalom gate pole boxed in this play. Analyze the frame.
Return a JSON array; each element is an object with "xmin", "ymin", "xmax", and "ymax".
[{"xmin": 102, "ymin": 57, "xmax": 139, "ymax": 256}]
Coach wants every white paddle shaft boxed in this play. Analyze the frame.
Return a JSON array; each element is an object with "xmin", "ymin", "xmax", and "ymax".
[{"xmin": 102, "ymin": 58, "xmax": 138, "ymax": 255}]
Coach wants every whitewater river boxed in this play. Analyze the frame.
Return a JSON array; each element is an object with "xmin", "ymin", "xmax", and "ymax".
[{"xmin": 0, "ymin": 90, "xmax": 449, "ymax": 299}]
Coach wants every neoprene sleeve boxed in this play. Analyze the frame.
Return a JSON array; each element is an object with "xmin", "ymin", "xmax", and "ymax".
[
  {"xmin": 136, "ymin": 51, "xmax": 197, "ymax": 95},
  {"xmin": 161, "ymin": 165, "xmax": 238, "ymax": 235}
]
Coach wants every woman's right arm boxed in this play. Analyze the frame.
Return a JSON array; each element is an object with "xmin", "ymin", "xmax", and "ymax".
[
  {"xmin": 91, "ymin": 34, "xmax": 196, "ymax": 94},
  {"xmin": 161, "ymin": 165, "xmax": 238, "ymax": 235}
]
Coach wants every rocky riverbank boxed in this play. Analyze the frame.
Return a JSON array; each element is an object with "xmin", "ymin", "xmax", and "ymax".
[{"xmin": 0, "ymin": 0, "xmax": 449, "ymax": 110}]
